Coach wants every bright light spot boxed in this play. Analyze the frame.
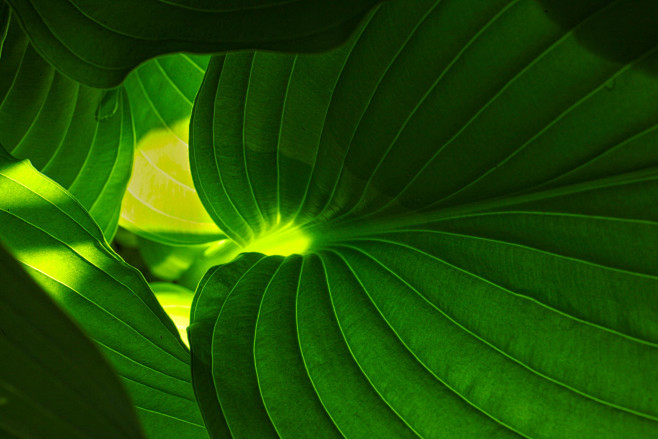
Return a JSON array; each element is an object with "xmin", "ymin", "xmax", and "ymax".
[
  {"xmin": 11, "ymin": 244, "xmax": 101, "ymax": 305},
  {"xmin": 0, "ymin": 158, "xmax": 75, "ymax": 213},
  {"xmin": 152, "ymin": 287, "xmax": 194, "ymax": 347},
  {"xmin": 243, "ymin": 225, "xmax": 312, "ymax": 257},
  {"xmin": 162, "ymin": 307, "xmax": 191, "ymax": 347},
  {"xmin": 119, "ymin": 119, "xmax": 223, "ymax": 240}
]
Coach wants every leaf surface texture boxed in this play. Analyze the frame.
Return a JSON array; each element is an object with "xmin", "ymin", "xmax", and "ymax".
[
  {"xmin": 5, "ymin": 0, "xmax": 385, "ymax": 87},
  {"xmin": 189, "ymin": 1, "xmax": 658, "ymax": 437},
  {"xmin": 0, "ymin": 244, "xmax": 145, "ymax": 439},
  {"xmin": 0, "ymin": 17, "xmax": 133, "ymax": 238},
  {"xmin": 0, "ymin": 150, "xmax": 209, "ymax": 439},
  {"xmin": 120, "ymin": 54, "xmax": 224, "ymax": 245}
]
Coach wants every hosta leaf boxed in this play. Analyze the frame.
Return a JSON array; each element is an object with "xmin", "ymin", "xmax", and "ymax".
[
  {"xmin": 188, "ymin": 253, "xmax": 270, "ymax": 439},
  {"xmin": 121, "ymin": 55, "xmax": 224, "ymax": 245},
  {"xmin": 5, "ymin": 0, "xmax": 385, "ymax": 88},
  {"xmin": 0, "ymin": 150, "xmax": 208, "ymax": 439},
  {"xmin": 0, "ymin": 17, "xmax": 133, "ymax": 238},
  {"xmin": 189, "ymin": 0, "xmax": 658, "ymax": 437},
  {"xmin": 191, "ymin": 0, "xmax": 658, "ymax": 239},
  {"xmin": 0, "ymin": 244, "xmax": 145, "ymax": 439},
  {"xmin": 192, "ymin": 236, "xmax": 658, "ymax": 439},
  {"xmin": 125, "ymin": 54, "xmax": 210, "ymax": 143}
]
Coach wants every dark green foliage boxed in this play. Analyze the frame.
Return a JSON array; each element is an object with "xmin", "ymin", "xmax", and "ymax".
[
  {"xmin": 0, "ymin": 151, "xmax": 207, "ymax": 438},
  {"xmin": 0, "ymin": 17, "xmax": 132, "ymax": 237},
  {"xmin": 188, "ymin": 0, "xmax": 658, "ymax": 436},
  {"xmin": 6, "ymin": 0, "xmax": 383, "ymax": 87},
  {"xmin": 0, "ymin": 0, "xmax": 656, "ymax": 438},
  {"xmin": 0, "ymin": 244, "xmax": 145, "ymax": 439}
]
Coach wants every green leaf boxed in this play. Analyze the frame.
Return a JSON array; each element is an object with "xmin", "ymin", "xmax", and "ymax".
[
  {"xmin": 189, "ymin": 0, "xmax": 658, "ymax": 437},
  {"xmin": 0, "ymin": 150, "xmax": 208, "ymax": 439},
  {"xmin": 0, "ymin": 17, "xmax": 133, "ymax": 238},
  {"xmin": 188, "ymin": 253, "xmax": 272, "ymax": 439},
  {"xmin": 192, "ymin": 239, "xmax": 658, "ymax": 438},
  {"xmin": 192, "ymin": 0, "xmax": 658, "ymax": 239},
  {"xmin": 6, "ymin": 0, "xmax": 386, "ymax": 88},
  {"xmin": 120, "ymin": 54, "xmax": 225, "ymax": 246},
  {"xmin": 0, "ymin": 244, "xmax": 145, "ymax": 439},
  {"xmin": 125, "ymin": 54, "xmax": 210, "ymax": 144}
]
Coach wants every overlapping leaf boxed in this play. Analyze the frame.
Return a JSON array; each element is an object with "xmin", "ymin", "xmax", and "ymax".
[
  {"xmin": 0, "ymin": 16, "xmax": 133, "ymax": 238},
  {"xmin": 0, "ymin": 150, "xmax": 208, "ymax": 439},
  {"xmin": 125, "ymin": 53, "xmax": 209, "ymax": 145},
  {"xmin": 5, "ymin": 0, "xmax": 385, "ymax": 87},
  {"xmin": 189, "ymin": 0, "xmax": 658, "ymax": 437},
  {"xmin": 0, "ymin": 244, "xmax": 145, "ymax": 439},
  {"xmin": 192, "ymin": 231, "xmax": 658, "ymax": 438},
  {"xmin": 120, "ymin": 53, "xmax": 224, "ymax": 246}
]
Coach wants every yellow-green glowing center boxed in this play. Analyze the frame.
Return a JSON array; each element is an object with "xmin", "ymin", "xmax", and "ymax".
[
  {"xmin": 153, "ymin": 228, "xmax": 311, "ymax": 345},
  {"xmin": 202, "ymin": 226, "xmax": 312, "ymax": 264},
  {"xmin": 243, "ymin": 226, "xmax": 312, "ymax": 257}
]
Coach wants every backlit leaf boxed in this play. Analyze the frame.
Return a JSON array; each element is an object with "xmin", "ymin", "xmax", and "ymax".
[
  {"xmin": 0, "ymin": 17, "xmax": 133, "ymax": 238},
  {"xmin": 0, "ymin": 244, "xmax": 145, "ymax": 439},
  {"xmin": 139, "ymin": 238, "xmax": 209, "ymax": 283},
  {"xmin": 189, "ymin": 0, "xmax": 658, "ymax": 437},
  {"xmin": 0, "ymin": 149, "xmax": 208, "ymax": 439},
  {"xmin": 120, "ymin": 55, "xmax": 224, "ymax": 245}
]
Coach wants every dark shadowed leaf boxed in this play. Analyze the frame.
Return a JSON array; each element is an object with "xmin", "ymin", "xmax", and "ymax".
[
  {"xmin": 0, "ymin": 4, "xmax": 8, "ymax": 49},
  {"xmin": 0, "ymin": 244, "xmax": 145, "ymax": 439},
  {"xmin": 0, "ymin": 149, "xmax": 208, "ymax": 439},
  {"xmin": 5, "ymin": 0, "xmax": 386, "ymax": 88},
  {"xmin": 120, "ymin": 54, "xmax": 224, "ymax": 245},
  {"xmin": 0, "ymin": 17, "xmax": 133, "ymax": 238},
  {"xmin": 189, "ymin": 0, "xmax": 658, "ymax": 437}
]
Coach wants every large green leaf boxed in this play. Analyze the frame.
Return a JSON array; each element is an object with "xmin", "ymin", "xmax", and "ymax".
[
  {"xmin": 189, "ymin": 0, "xmax": 658, "ymax": 437},
  {"xmin": 191, "ymin": 237, "xmax": 658, "ymax": 438},
  {"xmin": 0, "ymin": 16, "xmax": 133, "ymax": 238},
  {"xmin": 120, "ymin": 54, "xmax": 224, "ymax": 245},
  {"xmin": 5, "ymin": 0, "xmax": 385, "ymax": 88},
  {"xmin": 0, "ymin": 244, "xmax": 145, "ymax": 439},
  {"xmin": 0, "ymin": 150, "xmax": 208, "ymax": 439}
]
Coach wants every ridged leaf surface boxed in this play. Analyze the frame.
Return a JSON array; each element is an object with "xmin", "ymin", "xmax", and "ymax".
[
  {"xmin": 120, "ymin": 54, "xmax": 223, "ymax": 245},
  {"xmin": 0, "ymin": 17, "xmax": 133, "ymax": 238},
  {"xmin": 0, "ymin": 150, "xmax": 208, "ymax": 439},
  {"xmin": 0, "ymin": 244, "xmax": 145, "ymax": 439},
  {"xmin": 189, "ymin": 0, "xmax": 658, "ymax": 437},
  {"xmin": 5, "ymin": 0, "xmax": 385, "ymax": 87}
]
